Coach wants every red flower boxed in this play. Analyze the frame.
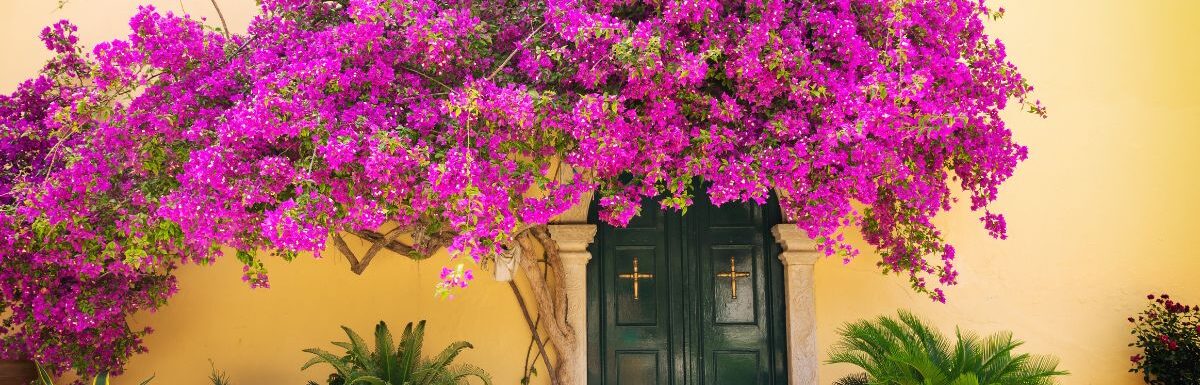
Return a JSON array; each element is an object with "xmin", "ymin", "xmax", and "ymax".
[{"xmin": 1131, "ymin": 354, "xmax": 1144, "ymax": 363}]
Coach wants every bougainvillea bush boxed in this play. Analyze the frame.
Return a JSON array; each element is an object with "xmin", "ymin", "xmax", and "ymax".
[
  {"xmin": 1129, "ymin": 294, "xmax": 1200, "ymax": 384},
  {"xmin": 0, "ymin": 0, "xmax": 1039, "ymax": 377}
]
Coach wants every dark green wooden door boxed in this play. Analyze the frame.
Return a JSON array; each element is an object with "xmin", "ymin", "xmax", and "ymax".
[{"xmin": 587, "ymin": 187, "xmax": 788, "ymax": 385}]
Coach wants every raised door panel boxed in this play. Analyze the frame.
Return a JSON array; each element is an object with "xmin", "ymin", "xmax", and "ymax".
[
  {"xmin": 695, "ymin": 198, "xmax": 774, "ymax": 385},
  {"xmin": 712, "ymin": 351, "xmax": 761, "ymax": 385},
  {"xmin": 615, "ymin": 351, "xmax": 663, "ymax": 385},
  {"xmin": 594, "ymin": 196, "xmax": 677, "ymax": 385},
  {"xmin": 614, "ymin": 246, "xmax": 658, "ymax": 326}
]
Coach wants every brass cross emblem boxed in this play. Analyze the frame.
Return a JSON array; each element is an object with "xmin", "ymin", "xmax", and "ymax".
[
  {"xmin": 716, "ymin": 256, "xmax": 750, "ymax": 299},
  {"xmin": 618, "ymin": 256, "xmax": 654, "ymax": 301}
]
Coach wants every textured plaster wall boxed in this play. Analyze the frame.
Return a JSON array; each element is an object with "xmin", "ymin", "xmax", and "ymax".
[
  {"xmin": 3, "ymin": 1, "xmax": 1199, "ymax": 384},
  {"xmin": 814, "ymin": 1, "xmax": 1200, "ymax": 384}
]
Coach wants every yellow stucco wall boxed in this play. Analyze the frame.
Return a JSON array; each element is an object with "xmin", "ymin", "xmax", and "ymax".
[{"xmin": 2, "ymin": 1, "xmax": 1199, "ymax": 384}]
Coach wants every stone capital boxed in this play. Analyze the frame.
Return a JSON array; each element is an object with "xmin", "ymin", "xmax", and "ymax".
[
  {"xmin": 771, "ymin": 224, "xmax": 819, "ymax": 252},
  {"xmin": 779, "ymin": 250, "xmax": 821, "ymax": 266},
  {"xmin": 772, "ymin": 224, "xmax": 821, "ymax": 266},
  {"xmin": 548, "ymin": 224, "xmax": 597, "ymax": 265}
]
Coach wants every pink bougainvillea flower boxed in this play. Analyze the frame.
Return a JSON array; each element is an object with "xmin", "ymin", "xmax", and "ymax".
[{"xmin": 0, "ymin": 0, "xmax": 1040, "ymax": 377}]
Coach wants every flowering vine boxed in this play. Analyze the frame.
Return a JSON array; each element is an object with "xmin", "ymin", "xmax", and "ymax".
[{"xmin": 0, "ymin": 0, "xmax": 1040, "ymax": 378}]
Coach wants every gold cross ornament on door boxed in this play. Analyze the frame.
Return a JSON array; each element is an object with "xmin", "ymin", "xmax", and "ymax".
[
  {"xmin": 618, "ymin": 256, "xmax": 654, "ymax": 300},
  {"xmin": 716, "ymin": 256, "xmax": 750, "ymax": 299}
]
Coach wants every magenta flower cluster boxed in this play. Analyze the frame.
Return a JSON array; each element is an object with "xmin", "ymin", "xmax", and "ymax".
[{"xmin": 0, "ymin": 0, "xmax": 1038, "ymax": 377}]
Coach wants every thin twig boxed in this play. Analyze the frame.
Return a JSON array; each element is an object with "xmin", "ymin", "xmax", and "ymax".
[
  {"xmin": 521, "ymin": 320, "xmax": 537, "ymax": 381},
  {"xmin": 487, "ymin": 22, "xmax": 546, "ymax": 81},
  {"xmin": 208, "ymin": 0, "xmax": 231, "ymax": 39},
  {"xmin": 400, "ymin": 65, "xmax": 453, "ymax": 92},
  {"xmin": 510, "ymin": 280, "xmax": 559, "ymax": 385}
]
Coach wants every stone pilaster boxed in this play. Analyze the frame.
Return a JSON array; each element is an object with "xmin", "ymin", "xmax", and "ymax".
[
  {"xmin": 548, "ymin": 223, "xmax": 597, "ymax": 385},
  {"xmin": 771, "ymin": 224, "xmax": 821, "ymax": 385}
]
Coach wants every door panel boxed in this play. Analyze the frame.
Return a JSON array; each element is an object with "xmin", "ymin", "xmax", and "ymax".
[
  {"xmin": 593, "ymin": 197, "xmax": 679, "ymax": 385},
  {"xmin": 712, "ymin": 351, "xmax": 760, "ymax": 385},
  {"xmin": 693, "ymin": 195, "xmax": 775, "ymax": 385},
  {"xmin": 589, "ymin": 186, "xmax": 785, "ymax": 385},
  {"xmin": 615, "ymin": 351, "xmax": 662, "ymax": 385},
  {"xmin": 710, "ymin": 245, "xmax": 757, "ymax": 325},
  {"xmin": 613, "ymin": 246, "xmax": 658, "ymax": 326}
]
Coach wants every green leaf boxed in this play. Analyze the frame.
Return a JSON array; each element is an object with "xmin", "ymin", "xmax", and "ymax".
[
  {"xmin": 91, "ymin": 372, "xmax": 110, "ymax": 385},
  {"xmin": 124, "ymin": 248, "xmax": 148, "ymax": 268},
  {"xmin": 35, "ymin": 362, "xmax": 55, "ymax": 385},
  {"xmin": 137, "ymin": 374, "xmax": 156, "ymax": 385}
]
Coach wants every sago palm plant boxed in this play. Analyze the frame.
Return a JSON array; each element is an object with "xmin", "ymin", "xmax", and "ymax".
[
  {"xmin": 828, "ymin": 311, "xmax": 1067, "ymax": 385},
  {"xmin": 303, "ymin": 320, "xmax": 492, "ymax": 385}
]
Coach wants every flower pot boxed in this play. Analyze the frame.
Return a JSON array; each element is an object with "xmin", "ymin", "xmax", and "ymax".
[{"xmin": 0, "ymin": 359, "xmax": 37, "ymax": 385}]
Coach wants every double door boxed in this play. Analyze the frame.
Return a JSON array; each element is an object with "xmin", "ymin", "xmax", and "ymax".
[{"xmin": 586, "ymin": 190, "xmax": 788, "ymax": 385}]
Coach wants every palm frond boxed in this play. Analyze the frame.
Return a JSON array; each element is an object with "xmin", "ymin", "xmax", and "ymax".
[
  {"xmin": 304, "ymin": 347, "xmax": 358, "ymax": 376},
  {"xmin": 346, "ymin": 375, "xmax": 388, "ymax": 385},
  {"xmin": 398, "ymin": 320, "xmax": 426, "ymax": 381},
  {"xmin": 833, "ymin": 373, "xmax": 869, "ymax": 385},
  {"xmin": 828, "ymin": 311, "xmax": 1068, "ymax": 385},
  {"xmin": 444, "ymin": 363, "xmax": 493, "ymax": 385},
  {"xmin": 303, "ymin": 320, "xmax": 490, "ymax": 385},
  {"xmin": 429, "ymin": 341, "xmax": 475, "ymax": 372},
  {"xmin": 342, "ymin": 324, "xmax": 379, "ymax": 374},
  {"xmin": 372, "ymin": 321, "xmax": 400, "ymax": 382}
]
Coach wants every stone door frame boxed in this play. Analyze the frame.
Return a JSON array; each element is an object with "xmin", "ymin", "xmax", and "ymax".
[{"xmin": 495, "ymin": 194, "xmax": 821, "ymax": 385}]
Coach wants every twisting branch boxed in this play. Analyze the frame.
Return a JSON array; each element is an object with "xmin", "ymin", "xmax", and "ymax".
[
  {"xmin": 330, "ymin": 227, "xmax": 409, "ymax": 274},
  {"xmin": 516, "ymin": 226, "xmax": 579, "ymax": 385},
  {"xmin": 352, "ymin": 226, "xmax": 406, "ymax": 274},
  {"xmin": 531, "ymin": 226, "xmax": 570, "ymax": 328},
  {"xmin": 208, "ymin": 0, "xmax": 231, "ymax": 39},
  {"xmin": 330, "ymin": 231, "xmax": 361, "ymax": 267},
  {"xmin": 347, "ymin": 229, "xmax": 431, "ymax": 260}
]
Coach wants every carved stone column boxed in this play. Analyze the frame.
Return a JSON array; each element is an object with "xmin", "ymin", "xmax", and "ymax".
[
  {"xmin": 771, "ymin": 224, "xmax": 821, "ymax": 385},
  {"xmin": 548, "ymin": 223, "xmax": 597, "ymax": 385}
]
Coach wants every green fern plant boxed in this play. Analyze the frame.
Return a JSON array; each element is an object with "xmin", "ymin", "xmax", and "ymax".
[
  {"xmin": 827, "ymin": 311, "xmax": 1068, "ymax": 385},
  {"xmin": 303, "ymin": 320, "xmax": 492, "ymax": 385}
]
